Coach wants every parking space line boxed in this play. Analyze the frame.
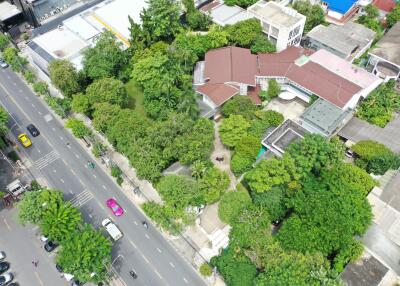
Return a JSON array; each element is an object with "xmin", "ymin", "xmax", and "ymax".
[{"xmin": 133, "ymin": 221, "xmax": 138, "ymax": 225}]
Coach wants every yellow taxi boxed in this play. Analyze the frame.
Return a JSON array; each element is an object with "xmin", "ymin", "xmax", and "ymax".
[{"xmin": 18, "ymin": 133, "xmax": 32, "ymax": 148}]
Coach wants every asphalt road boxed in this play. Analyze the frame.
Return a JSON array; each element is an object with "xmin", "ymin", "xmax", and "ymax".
[
  {"xmin": 0, "ymin": 205, "xmax": 69, "ymax": 286},
  {"xmin": 0, "ymin": 67, "xmax": 206, "ymax": 286}
]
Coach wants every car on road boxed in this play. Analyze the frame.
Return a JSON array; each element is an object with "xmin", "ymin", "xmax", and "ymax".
[
  {"xmin": 17, "ymin": 133, "xmax": 32, "ymax": 148},
  {"xmin": 0, "ymin": 262, "xmax": 9, "ymax": 275},
  {"xmin": 44, "ymin": 240, "xmax": 58, "ymax": 252},
  {"xmin": 0, "ymin": 273, "xmax": 13, "ymax": 285},
  {"xmin": 8, "ymin": 282, "xmax": 19, "ymax": 286},
  {"xmin": 106, "ymin": 198, "xmax": 124, "ymax": 216},
  {"xmin": 26, "ymin": 124, "xmax": 40, "ymax": 137},
  {"xmin": 0, "ymin": 252, "xmax": 5, "ymax": 261},
  {"xmin": 345, "ymin": 149, "xmax": 354, "ymax": 158},
  {"xmin": 0, "ymin": 59, "xmax": 8, "ymax": 69}
]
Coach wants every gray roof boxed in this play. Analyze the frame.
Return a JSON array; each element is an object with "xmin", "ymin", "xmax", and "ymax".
[
  {"xmin": 262, "ymin": 119, "xmax": 309, "ymax": 156},
  {"xmin": 307, "ymin": 22, "xmax": 376, "ymax": 58},
  {"xmin": 369, "ymin": 22, "xmax": 400, "ymax": 67},
  {"xmin": 27, "ymin": 41, "xmax": 54, "ymax": 63},
  {"xmin": 209, "ymin": 3, "xmax": 249, "ymax": 26},
  {"xmin": 301, "ymin": 98, "xmax": 351, "ymax": 136}
]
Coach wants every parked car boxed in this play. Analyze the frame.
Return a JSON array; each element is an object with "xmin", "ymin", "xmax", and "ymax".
[
  {"xmin": 0, "ymin": 273, "xmax": 13, "ymax": 286},
  {"xmin": 0, "ymin": 59, "xmax": 8, "ymax": 69},
  {"xmin": 8, "ymin": 282, "xmax": 19, "ymax": 286},
  {"xmin": 17, "ymin": 133, "xmax": 32, "ymax": 148},
  {"xmin": 106, "ymin": 198, "xmax": 124, "ymax": 217},
  {"xmin": 0, "ymin": 263, "xmax": 9, "ymax": 275},
  {"xmin": 345, "ymin": 149, "xmax": 354, "ymax": 158},
  {"xmin": 0, "ymin": 252, "xmax": 5, "ymax": 261},
  {"xmin": 26, "ymin": 124, "xmax": 40, "ymax": 137},
  {"xmin": 44, "ymin": 240, "xmax": 58, "ymax": 252},
  {"xmin": 40, "ymin": 235, "xmax": 49, "ymax": 242}
]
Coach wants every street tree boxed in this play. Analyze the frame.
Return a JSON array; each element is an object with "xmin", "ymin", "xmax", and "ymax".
[
  {"xmin": 0, "ymin": 33, "xmax": 9, "ymax": 51},
  {"xmin": 18, "ymin": 189, "xmax": 64, "ymax": 224},
  {"xmin": 0, "ymin": 106, "xmax": 9, "ymax": 135},
  {"xmin": 40, "ymin": 201, "xmax": 82, "ymax": 243},
  {"xmin": 71, "ymin": 93, "xmax": 90, "ymax": 114},
  {"xmin": 92, "ymin": 103, "xmax": 122, "ymax": 134},
  {"xmin": 48, "ymin": 59, "xmax": 80, "ymax": 97},
  {"xmin": 218, "ymin": 190, "xmax": 251, "ymax": 224},
  {"xmin": 83, "ymin": 31, "xmax": 126, "ymax": 80},
  {"xmin": 56, "ymin": 224, "xmax": 112, "ymax": 283},
  {"xmin": 65, "ymin": 118, "xmax": 92, "ymax": 139}
]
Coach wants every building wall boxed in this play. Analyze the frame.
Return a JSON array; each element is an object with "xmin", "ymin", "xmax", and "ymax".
[{"xmin": 202, "ymin": 94, "xmax": 218, "ymax": 109}]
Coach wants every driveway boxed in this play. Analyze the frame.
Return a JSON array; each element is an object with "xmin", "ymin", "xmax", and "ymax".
[{"xmin": 338, "ymin": 115, "xmax": 400, "ymax": 153}]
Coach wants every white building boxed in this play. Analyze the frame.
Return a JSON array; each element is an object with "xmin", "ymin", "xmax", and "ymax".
[{"xmin": 247, "ymin": 1, "xmax": 306, "ymax": 52}]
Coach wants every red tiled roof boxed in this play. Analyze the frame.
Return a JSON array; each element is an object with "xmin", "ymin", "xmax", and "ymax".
[
  {"xmin": 197, "ymin": 83, "xmax": 239, "ymax": 107},
  {"xmin": 373, "ymin": 0, "xmax": 396, "ymax": 12},
  {"xmin": 257, "ymin": 46, "xmax": 362, "ymax": 108},
  {"xmin": 204, "ymin": 46, "xmax": 257, "ymax": 86}
]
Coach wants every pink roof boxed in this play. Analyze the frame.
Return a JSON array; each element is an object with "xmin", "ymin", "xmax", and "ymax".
[
  {"xmin": 204, "ymin": 46, "xmax": 257, "ymax": 86},
  {"xmin": 258, "ymin": 46, "xmax": 362, "ymax": 108},
  {"xmin": 309, "ymin": 49, "xmax": 381, "ymax": 89},
  {"xmin": 197, "ymin": 83, "xmax": 239, "ymax": 106},
  {"xmin": 373, "ymin": 0, "xmax": 396, "ymax": 12}
]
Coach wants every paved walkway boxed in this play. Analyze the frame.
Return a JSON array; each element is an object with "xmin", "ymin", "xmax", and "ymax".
[{"xmin": 210, "ymin": 121, "xmax": 238, "ymax": 190}]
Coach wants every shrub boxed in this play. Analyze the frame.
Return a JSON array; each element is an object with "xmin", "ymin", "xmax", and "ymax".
[
  {"xmin": 199, "ymin": 263, "xmax": 213, "ymax": 277},
  {"xmin": 33, "ymin": 81, "xmax": 49, "ymax": 96},
  {"xmin": 44, "ymin": 96, "xmax": 71, "ymax": 118},
  {"xmin": 92, "ymin": 142, "xmax": 106, "ymax": 158},
  {"xmin": 65, "ymin": 118, "xmax": 92, "ymax": 139},
  {"xmin": 0, "ymin": 33, "xmax": 9, "ymax": 51},
  {"xmin": 267, "ymin": 79, "xmax": 280, "ymax": 99},
  {"xmin": 111, "ymin": 165, "xmax": 122, "ymax": 178},
  {"xmin": 116, "ymin": 176, "xmax": 124, "ymax": 185},
  {"xmin": 23, "ymin": 70, "xmax": 36, "ymax": 84},
  {"xmin": 7, "ymin": 151, "xmax": 19, "ymax": 162},
  {"xmin": 218, "ymin": 191, "xmax": 251, "ymax": 224}
]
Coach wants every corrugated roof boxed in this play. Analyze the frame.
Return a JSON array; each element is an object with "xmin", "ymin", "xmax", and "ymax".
[
  {"xmin": 197, "ymin": 83, "xmax": 239, "ymax": 106},
  {"xmin": 373, "ymin": 0, "xmax": 397, "ymax": 12},
  {"xmin": 324, "ymin": 0, "xmax": 357, "ymax": 14}
]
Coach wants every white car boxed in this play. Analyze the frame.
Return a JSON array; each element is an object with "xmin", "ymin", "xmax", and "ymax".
[
  {"xmin": 0, "ymin": 273, "xmax": 13, "ymax": 285},
  {"xmin": 0, "ymin": 59, "xmax": 8, "ymax": 69},
  {"xmin": 0, "ymin": 252, "xmax": 5, "ymax": 261}
]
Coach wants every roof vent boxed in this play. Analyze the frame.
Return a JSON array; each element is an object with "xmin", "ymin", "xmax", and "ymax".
[{"xmin": 295, "ymin": 55, "xmax": 309, "ymax": 66}]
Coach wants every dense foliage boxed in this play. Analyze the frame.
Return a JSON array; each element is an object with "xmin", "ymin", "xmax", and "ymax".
[
  {"xmin": 48, "ymin": 59, "xmax": 80, "ymax": 97},
  {"xmin": 218, "ymin": 190, "xmax": 251, "ymax": 224},
  {"xmin": 65, "ymin": 118, "xmax": 92, "ymax": 139},
  {"xmin": 2, "ymin": 47, "xmax": 28, "ymax": 72},
  {"xmin": 0, "ymin": 106, "xmax": 9, "ymax": 136},
  {"xmin": 352, "ymin": 140, "xmax": 400, "ymax": 174},
  {"xmin": 292, "ymin": 0, "xmax": 325, "ymax": 33},
  {"xmin": 386, "ymin": 4, "xmax": 400, "ymax": 28},
  {"xmin": 0, "ymin": 33, "xmax": 9, "ymax": 51},
  {"xmin": 356, "ymin": 81, "xmax": 400, "ymax": 127}
]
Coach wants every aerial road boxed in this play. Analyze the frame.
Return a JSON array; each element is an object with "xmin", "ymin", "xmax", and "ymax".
[{"xmin": 0, "ymin": 67, "xmax": 206, "ymax": 286}]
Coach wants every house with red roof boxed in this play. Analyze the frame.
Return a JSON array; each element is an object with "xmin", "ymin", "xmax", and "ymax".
[{"xmin": 373, "ymin": 0, "xmax": 397, "ymax": 14}]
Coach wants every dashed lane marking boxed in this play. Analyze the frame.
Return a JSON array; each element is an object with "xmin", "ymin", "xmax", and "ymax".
[
  {"xmin": 145, "ymin": 234, "xmax": 150, "ymax": 239},
  {"xmin": 183, "ymin": 278, "xmax": 189, "ymax": 284},
  {"xmin": 60, "ymin": 178, "xmax": 65, "ymax": 183},
  {"xmin": 169, "ymin": 262, "xmax": 175, "ymax": 268},
  {"xmin": 129, "ymin": 240, "xmax": 137, "ymax": 249},
  {"xmin": 133, "ymin": 221, "xmax": 138, "ymax": 226},
  {"xmin": 53, "ymin": 169, "xmax": 56, "ymax": 173},
  {"xmin": 34, "ymin": 272, "xmax": 45, "ymax": 286},
  {"xmin": 3, "ymin": 218, "xmax": 11, "ymax": 230},
  {"xmin": 102, "ymin": 185, "xmax": 106, "ymax": 190},
  {"xmin": 141, "ymin": 254, "xmax": 150, "ymax": 264},
  {"xmin": 157, "ymin": 248, "xmax": 162, "ymax": 253},
  {"xmin": 154, "ymin": 269, "xmax": 162, "ymax": 279},
  {"xmin": 93, "ymin": 174, "xmax": 97, "ymax": 178}
]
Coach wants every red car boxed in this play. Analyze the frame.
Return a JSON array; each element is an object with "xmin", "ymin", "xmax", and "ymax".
[{"xmin": 106, "ymin": 198, "xmax": 124, "ymax": 216}]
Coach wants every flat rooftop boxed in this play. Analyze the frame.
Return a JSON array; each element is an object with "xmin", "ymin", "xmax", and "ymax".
[
  {"xmin": 262, "ymin": 119, "xmax": 309, "ymax": 155},
  {"xmin": 0, "ymin": 1, "xmax": 21, "ymax": 21},
  {"xmin": 307, "ymin": 22, "xmax": 376, "ymax": 59},
  {"xmin": 369, "ymin": 22, "xmax": 400, "ymax": 67},
  {"xmin": 301, "ymin": 98, "xmax": 351, "ymax": 136},
  {"xmin": 248, "ymin": 1, "xmax": 305, "ymax": 28},
  {"xmin": 200, "ymin": 2, "xmax": 249, "ymax": 26}
]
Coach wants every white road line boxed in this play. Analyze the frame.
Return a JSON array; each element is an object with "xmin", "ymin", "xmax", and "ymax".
[
  {"xmin": 133, "ymin": 221, "xmax": 138, "ymax": 225},
  {"xmin": 69, "ymin": 189, "xmax": 74, "ymax": 194},
  {"xmin": 52, "ymin": 127, "xmax": 55, "ymax": 131},
  {"xmin": 183, "ymin": 278, "xmax": 188, "ymax": 284},
  {"xmin": 3, "ymin": 219, "xmax": 11, "ymax": 230},
  {"xmin": 60, "ymin": 178, "xmax": 64, "ymax": 183},
  {"xmin": 79, "ymin": 178, "xmax": 84, "ymax": 185},
  {"xmin": 129, "ymin": 240, "xmax": 137, "ymax": 249},
  {"xmin": 70, "ymin": 190, "xmax": 93, "ymax": 208},
  {"xmin": 93, "ymin": 174, "xmax": 97, "ymax": 178},
  {"xmin": 59, "ymin": 136, "xmax": 63, "ymax": 140},
  {"xmin": 157, "ymin": 247, "xmax": 162, "ymax": 253},
  {"xmin": 63, "ymin": 159, "xmax": 69, "ymax": 166},
  {"xmin": 102, "ymin": 185, "xmax": 106, "ymax": 190},
  {"xmin": 67, "ymin": 144, "xmax": 71, "ymax": 149},
  {"xmin": 70, "ymin": 169, "xmax": 76, "ymax": 175},
  {"xmin": 145, "ymin": 234, "xmax": 150, "ymax": 239},
  {"xmin": 38, "ymin": 111, "xmax": 42, "ymax": 115},
  {"xmin": 31, "ymin": 103, "xmax": 35, "ymax": 108},
  {"xmin": 34, "ymin": 271, "xmax": 45, "ymax": 286},
  {"xmin": 154, "ymin": 269, "xmax": 162, "ymax": 279},
  {"xmin": 141, "ymin": 254, "xmax": 150, "ymax": 264},
  {"xmin": 97, "ymin": 201, "xmax": 106, "ymax": 210},
  {"xmin": 75, "ymin": 154, "xmax": 79, "ymax": 158},
  {"xmin": 88, "ymin": 213, "xmax": 93, "ymax": 218},
  {"xmin": 53, "ymin": 169, "xmax": 56, "ymax": 173},
  {"xmin": 37, "ymin": 149, "xmax": 41, "ymax": 154},
  {"xmin": 34, "ymin": 150, "xmax": 60, "ymax": 170},
  {"xmin": 169, "ymin": 262, "xmax": 175, "ymax": 268}
]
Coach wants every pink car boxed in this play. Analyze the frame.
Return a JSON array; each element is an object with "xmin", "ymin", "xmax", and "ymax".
[{"xmin": 106, "ymin": 198, "xmax": 124, "ymax": 216}]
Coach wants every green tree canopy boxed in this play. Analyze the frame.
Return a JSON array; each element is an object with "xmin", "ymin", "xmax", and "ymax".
[
  {"xmin": 71, "ymin": 93, "xmax": 90, "ymax": 114},
  {"xmin": 221, "ymin": 96, "xmax": 258, "ymax": 120},
  {"xmin": 86, "ymin": 77, "xmax": 128, "ymax": 108},
  {"xmin": 219, "ymin": 115, "xmax": 251, "ymax": 148},
  {"xmin": 40, "ymin": 201, "xmax": 82, "ymax": 243},
  {"xmin": 292, "ymin": 0, "xmax": 325, "ymax": 33},
  {"xmin": 218, "ymin": 190, "xmax": 252, "ymax": 224},
  {"xmin": 0, "ymin": 33, "xmax": 9, "ymax": 51},
  {"xmin": 386, "ymin": 4, "xmax": 400, "ymax": 28},
  {"xmin": 0, "ymin": 106, "xmax": 9, "ymax": 136},
  {"xmin": 250, "ymin": 35, "xmax": 276, "ymax": 54},
  {"xmin": 65, "ymin": 118, "xmax": 92, "ymax": 139},
  {"xmin": 224, "ymin": 19, "xmax": 263, "ymax": 47},
  {"xmin": 92, "ymin": 103, "xmax": 122, "ymax": 134},
  {"xmin": 252, "ymin": 187, "xmax": 287, "ymax": 221},
  {"xmin": 198, "ymin": 167, "xmax": 230, "ymax": 204},
  {"xmin": 83, "ymin": 31, "xmax": 127, "ymax": 80},
  {"xmin": 230, "ymin": 135, "xmax": 260, "ymax": 175},
  {"xmin": 267, "ymin": 79, "xmax": 281, "ymax": 99},
  {"xmin": 48, "ymin": 59, "xmax": 80, "ymax": 97},
  {"xmin": 56, "ymin": 224, "xmax": 112, "ymax": 283}
]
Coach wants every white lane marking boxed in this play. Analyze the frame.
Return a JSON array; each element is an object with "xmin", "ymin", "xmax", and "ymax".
[
  {"xmin": 129, "ymin": 240, "xmax": 137, "ymax": 249},
  {"xmin": 75, "ymin": 154, "xmax": 79, "ymax": 159},
  {"xmin": 70, "ymin": 190, "xmax": 93, "ymax": 208},
  {"xmin": 69, "ymin": 189, "xmax": 74, "ymax": 194},
  {"xmin": 93, "ymin": 174, "xmax": 97, "ymax": 178},
  {"xmin": 60, "ymin": 178, "xmax": 65, "ymax": 183},
  {"xmin": 3, "ymin": 219, "xmax": 11, "ymax": 230},
  {"xmin": 97, "ymin": 201, "xmax": 106, "ymax": 210},
  {"xmin": 52, "ymin": 127, "xmax": 55, "ymax": 131},
  {"xmin": 133, "ymin": 221, "xmax": 138, "ymax": 225},
  {"xmin": 70, "ymin": 169, "xmax": 76, "ymax": 175},
  {"xmin": 34, "ymin": 271, "xmax": 45, "ymax": 286},
  {"xmin": 145, "ymin": 234, "xmax": 150, "ymax": 239},
  {"xmin": 183, "ymin": 278, "xmax": 188, "ymax": 284},
  {"xmin": 169, "ymin": 262, "xmax": 175, "ymax": 268},
  {"xmin": 37, "ymin": 149, "xmax": 41, "ymax": 154},
  {"xmin": 59, "ymin": 136, "xmax": 64, "ymax": 140},
  {"xmin": 102, "ymin": 185, "xmax": 106, "ymax": 190},
  {"xmin": 38, "ymin": 111, "xmax": 42, "ymax": 115},
  {"xmin": 34, "ymin": 150, "xmax": 60, "ymax": 170},
  {"xmin": 157, "ymin": 247, "xmax": 162, "ymax": 253},
  {"xmin": 67, "ymin": 144, "xmax": 71, "ymax": 149},
  {"xmin": 154, "ymin": 269, "xmax": 162, "ymax": 279},
  {"xmin": 53, "ymin": 169, "xmax": 56, "ymax": 173},
  {"xmin": 88, "ymin": 213, "xmax": 93, "ymax": 218},
  {"xmin": 141, "ymin": 254, "xmax": 150, "ymax": 264},
  {"xmin": 62, "ymin": 159, "xmax": 69, "ymax": 166},
  {"xmin": 31, "ymin": 103, "xmax": 35, "ymax": 108},
  {"xmin": 79, "ymin": 178, "xmax": 84, "ymax": 185}
]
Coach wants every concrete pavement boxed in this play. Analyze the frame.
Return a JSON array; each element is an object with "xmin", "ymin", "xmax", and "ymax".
[{"xmin": 0, "ymin": 67, "xmax": 206, "ymax": 286}]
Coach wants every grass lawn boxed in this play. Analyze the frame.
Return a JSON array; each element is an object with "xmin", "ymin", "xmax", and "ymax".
[{"xmin": 125, "ymin": 79, "xmax": 146, "ymax": 117}]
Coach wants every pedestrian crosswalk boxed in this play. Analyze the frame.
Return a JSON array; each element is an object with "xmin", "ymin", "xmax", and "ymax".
[
  {"xmin": 70, "ymin": 190, "xmax": 93, "ymax": 208},
  {"xmin": 34, "ymin": 150, "xmax": 60, "ymax": 170}
]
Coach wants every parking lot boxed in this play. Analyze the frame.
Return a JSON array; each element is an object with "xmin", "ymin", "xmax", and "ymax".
[{"xmin": 0, "ymin": 204, "xmax": 69, "ymax": 286}]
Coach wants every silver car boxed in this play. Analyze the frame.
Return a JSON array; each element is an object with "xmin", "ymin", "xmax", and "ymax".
[
  {"xmin": 0, "ymin": 273, "xmax": 13, "ymax": 286},
  {"xmin": 0, "ymin": 59, "xmax": 8, "ymax": 69}
]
